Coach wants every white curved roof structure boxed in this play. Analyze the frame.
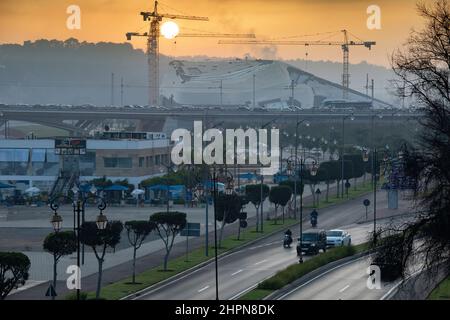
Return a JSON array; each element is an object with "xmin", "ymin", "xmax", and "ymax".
[{"xmin": 161, "ymin": 59, "xmax": 390, "ymax": 109}]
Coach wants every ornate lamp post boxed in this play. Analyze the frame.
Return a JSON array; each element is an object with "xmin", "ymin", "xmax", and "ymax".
[
  {"xmin": 49, "ymin": 190, "xmax": 107, "ymax": 300},
  {"xmin": 285, "ymin": 155, "xmax": 318, "ymax": 263}
]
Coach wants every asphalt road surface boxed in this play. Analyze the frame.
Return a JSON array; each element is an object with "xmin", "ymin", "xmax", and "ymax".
[
  {"xmin": 279, "ymin": 257, "xmax": 397, "ymax": 300},
  {"xmin": 135, "ymin": 191, "xmax": 411, "ymax": 300}
]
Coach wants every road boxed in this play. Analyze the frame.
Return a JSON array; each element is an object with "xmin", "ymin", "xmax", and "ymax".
[
  {"xmin": 134, "ymin": 191, "xmax": 411, "ymax": 300},
  {"xmin": 279, "ymin": 257, "xmax": 396, "ymax": 300}
]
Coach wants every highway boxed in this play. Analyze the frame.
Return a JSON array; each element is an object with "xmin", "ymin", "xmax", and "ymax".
[
  {"xmin": 133, "ymin": 191, "xmax": 411, "ymax": 300},
  {"xmin": 279, "ymin": 257, "xmax": 396, "ymax": 300}
]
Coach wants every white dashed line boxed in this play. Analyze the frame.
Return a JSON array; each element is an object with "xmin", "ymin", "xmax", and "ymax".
[
  {"xmin": 198, "ymin": 285, "xmax": 210, "ymax": 293},
  {"xmin": 339, "ymin": 285, "xmax": 350, "ymax": 293},
  {"xmin": 231, "ymin": 269, "xmax": 243, "ymax": 276},
  {"xmin": 254, "ymin": 259, "xmax": 268, "ymax": 265}
]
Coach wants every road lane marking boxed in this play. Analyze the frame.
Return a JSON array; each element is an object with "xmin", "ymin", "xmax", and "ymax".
[
  {"xmin": 277, "ymin": 256, "xmax": 368, "ymax": 300},
  {"xmin": 254, "ymin": 259, "xmax": 268, "ymax": 265},
  {"xmin": 339, "ymin": 284, "xmax": 350, "ymax": 293},
  {"xmin": 231, "ymin": 269, "xmax": 243, "ymax": 276},
  {"xmin": 198, "ymin": 286, "xmax": 210, "ymax": 293}
]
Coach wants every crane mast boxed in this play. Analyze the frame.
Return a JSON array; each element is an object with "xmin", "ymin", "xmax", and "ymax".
[{"xmin": 127, "ymin": 1, "xmax": 254, "ymax": 107}]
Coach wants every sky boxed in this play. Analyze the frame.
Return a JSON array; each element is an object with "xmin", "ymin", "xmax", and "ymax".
[{"xmin": 0, "ymin": 0, "xmax": 431, "ymax": 67}]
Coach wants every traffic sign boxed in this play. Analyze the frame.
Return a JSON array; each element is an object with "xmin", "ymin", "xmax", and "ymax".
[
  {"xmin": 363, "ymin": 199, "xmax": 371, "ymax": 207},
  {"xmin": 240, "ymin": 220, "xmax": 248, "ymax": 229},
  {"xmin": 181, "ymin": 222, "xmax": 201, "ymax": 237},
  {"xmin": 45, "ymin": 283, "xmax": 57, "ymax": 297}
]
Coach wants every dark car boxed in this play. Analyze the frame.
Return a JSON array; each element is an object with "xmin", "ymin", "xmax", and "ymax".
[{"xmin": 297, "ymin": 230, "xmax": 327, "ymax": 255}]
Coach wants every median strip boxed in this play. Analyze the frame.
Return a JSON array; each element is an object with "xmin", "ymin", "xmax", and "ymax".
[
  {"xmin": 239, "ymin": 242, "xmax": 369, "ymax": 300},
  {"xmin": 75, "ymin": 182, "xmax": 372, "ymax": 300}
]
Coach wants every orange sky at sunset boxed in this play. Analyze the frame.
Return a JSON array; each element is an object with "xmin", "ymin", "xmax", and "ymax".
[{"xmin": 0, "ymin": 0, "xmax": 431, "ymax": 67}]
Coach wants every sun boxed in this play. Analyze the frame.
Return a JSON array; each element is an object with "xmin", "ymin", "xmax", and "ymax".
[{"xmin": 161, "ymin": 21, "xmax": 180, "ymax": 40}]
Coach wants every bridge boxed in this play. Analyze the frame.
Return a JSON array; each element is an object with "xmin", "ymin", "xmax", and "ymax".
[{"xmin": 0, "ymin": 104, "xmax": 421, "ymax": 136}]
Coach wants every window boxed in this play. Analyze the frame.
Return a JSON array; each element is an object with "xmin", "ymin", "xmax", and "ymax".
[
  {"xmin": 103, "ymin": 157, "xmax": 132, "ymax": 168},
  {"xmin": 139, "ymin": 157, "xmax": 145, "ymax": 167},
  {"xmin": 155, "ymin": 155, "xmax": 161, "ymax": 165},
  {"xmin": 146, "ymin": 156, "xmax": 154, "ymax": 167},
  {"xmin": 31, "ymin": 149, "xmax": 46, "ymax": 162}
]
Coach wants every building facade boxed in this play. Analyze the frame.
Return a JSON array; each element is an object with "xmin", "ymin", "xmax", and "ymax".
[{"xmin": 0, "ymin": 133, "xmax": 171, "ymax": 192}]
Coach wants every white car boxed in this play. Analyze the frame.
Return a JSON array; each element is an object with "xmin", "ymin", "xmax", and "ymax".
[{"xmin": 326, "ymin": 229, "xmax": 351, "ymax": 247}]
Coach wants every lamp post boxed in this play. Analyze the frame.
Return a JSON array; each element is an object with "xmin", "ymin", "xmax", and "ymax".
[
  {"xmin": 285, "ymin": 155, "xmax": 318, "ymax": 264},
  {"xmin": 49, "ymin": 191, "xmax": 107, "ymax": 300},
  {"xmin": 341, "ymin": 114, "xmax": 355, "ymax": 198},
  {"xmin": 161, "ymin": 162, "xmax": 177, "ymax": 214},
  {"xmin": 369, "ymin": 147, "xmax": 390, "ymax": 246},
  {"xmin": 294, "ymin": 118, "xmax": 310, "ymax": 220},
  {"xmin": 259, "ymin": 118, "xmax": 277, "ymax": 233}
]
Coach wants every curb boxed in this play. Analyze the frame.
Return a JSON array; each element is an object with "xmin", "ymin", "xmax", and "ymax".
[
  {"xmin": 121, "ymin": 218, "xmax": 302, "ymax": 300},
  {"xmin": 121, "ymin": 183, "xmax": 372, "ymax": 300},
  {"xmin": 263, "ymin": 250, "xmax": 372, "ymax": 300}
]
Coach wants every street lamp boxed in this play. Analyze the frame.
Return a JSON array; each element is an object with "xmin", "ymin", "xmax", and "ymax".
[
  {"xmin": 49, "ymin": 191, "xmax": 107, "ymax": 300},
  {"xmin": 341, "ymin": 114, "xmax": 355, "ymax": 198},
  {"xmin": 96, "ymin": 212, "xmax": 108, "ymax": 230},
  {"xmin": 160, "ymin": 161, "xmax": 178, "ymax": 213},
  {"xmin": 293, "ymin": 118, "xmax": 310, "ymax": 220},
  {"xmin": 285, "ymin": 155, "xmax": 318, "ymax": 264},
  {"xmin": 50, "ymin": 212, "xmax": 63, "ymax": 232}
]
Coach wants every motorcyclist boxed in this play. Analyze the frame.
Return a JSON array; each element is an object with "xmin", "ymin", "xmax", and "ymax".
[
  {"xmin": 283, "ymin": 229, "xmax": 293, "ymax": 248},
  {"xmin": 310, "ymin": 209, "xmax": 318, "ymax": 227}
]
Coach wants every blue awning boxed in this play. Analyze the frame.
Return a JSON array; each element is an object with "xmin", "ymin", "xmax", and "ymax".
[
  {"xmin": 0, "ymin": 182, "xmax": 15, "ymax": 189},
  {"xmin": 103, "ymin": 185, "xmax": 129, "ymax": 191},
  {"xmin": 239, "ymin": 173, "xmax": 257, "ymax": 180}
]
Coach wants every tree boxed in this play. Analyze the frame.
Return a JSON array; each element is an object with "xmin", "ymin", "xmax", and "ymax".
[
  {"xmin": 150, "ymin": 212, "xmax": 186, "ymax": 271},
  {"xmin": 319, "ymin": 161, "xmax": 340, "ymax": 202},
  {"xmin": 124, "ymin": 221, "xmax": 155, "ymax": 284},
  {"xmin": 79, "ymin": 221, "xmax": 123, "ymax": 299},
  {"xmin": 269, "ymin": 185, "xmax": 292, "ymax": 224},
  {"xmin": 344, "ymin": 154, "xmax": 365, "ymax": 190},
  {"xmin": 215, "ymin": 193, "xmax": 246, "ymax": 246},
  {"xmin": 374, "ymin": 0, "xmax": 450, "ymax": 278},
  {"xmin": 0, "ymin": 252, "xmax": 30, "ymax": 300},
  {"xmin": 43, "ymin": 231, "xmax": 76, "ymax": 297},
  {"xmin": 279, "ymin": 180, "xmax": 304, "ymax": 218},
  {"xmin": 245, "ymin": 184, "xmax": 270, "ymax": 232}
]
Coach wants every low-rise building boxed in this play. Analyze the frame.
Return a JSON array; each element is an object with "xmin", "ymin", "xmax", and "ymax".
[{"xmin": 0, "ymin": 132, "xmax": 171, "ymax": 191}]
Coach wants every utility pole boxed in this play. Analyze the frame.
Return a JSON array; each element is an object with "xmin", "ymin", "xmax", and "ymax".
[
  {"xmin": 253, "ymin": 74, "xmax": 256, "ymax": 108},
  {"xmin": 120, "ymin": 77, "xmax": 124, "ymax": 107},
  {"xmin": 290, "ymin": 80, "xmax": 295, "ymax": 108},
  {"xmin": 371, "ymin": 79, "xmax": 374, "ymax": 101},
  {"xmin": 219, "ymin": 80, "xmax": 223, "ymax": 106},
  {"xmin": 111, "ymin": 73, "xmax": 115, "ymax": 106},
  {"xmin": 365, "ymin": 74, "xmax": 369, "ymax": 96}
]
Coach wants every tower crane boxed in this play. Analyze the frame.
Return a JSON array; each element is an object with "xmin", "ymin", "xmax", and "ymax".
[
  {"xmin": 219, "ymin": 30, "xmax": 376, "ymax": 99},
  {"xmin": 126, "ymin": 1, "xmax": 255, "ymax": 106}
]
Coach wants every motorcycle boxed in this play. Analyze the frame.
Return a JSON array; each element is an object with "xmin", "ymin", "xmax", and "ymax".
[
  {"xmin": 283, "ymin": 234, "xmax": 293, "ymax": 248},
  {"xmin": 311, "ymin": 216, "xmax": 318, "ymax": 228}
]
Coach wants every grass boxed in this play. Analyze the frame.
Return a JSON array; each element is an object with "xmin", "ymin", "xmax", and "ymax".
[
  {"xmin": 74, "ymin": 180, "xmax": 372, "ymax": 300},
  {"xmin": 306, "ymin": 182, "xmax": 374, "ymax": 210},
  {"xmin": 78, "ymin": 218, "xmax": 300, "ymax": 300},
  {"xmin": 239, "ymin": 242, "xmax": 369, "ymax": 300},
  {"xmin": 428, "ymin": 276, "xmax": 450, "ymax": 300}
]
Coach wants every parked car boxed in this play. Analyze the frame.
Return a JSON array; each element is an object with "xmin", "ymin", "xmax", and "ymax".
[
  {"xmin": 297, "ymin": 230, "xmax": 327, "ymax": 255},
  {"xmin": 326, "ymin": 229, "xmax": 352, "ymax": 247}
]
